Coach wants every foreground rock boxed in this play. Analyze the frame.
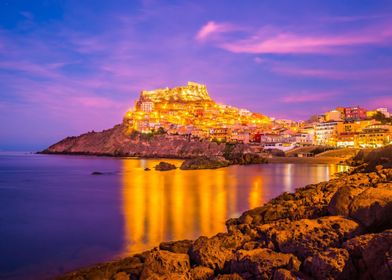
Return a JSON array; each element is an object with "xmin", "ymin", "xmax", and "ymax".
[
  {"xmin": 58, "ymin": 166, "xmax": 392, "ymax": 280},
  {"xmin": 154, "ymin": 161, "xmax": 177, "ymax": 171}
]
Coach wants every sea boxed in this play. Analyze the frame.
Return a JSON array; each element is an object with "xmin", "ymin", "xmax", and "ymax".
[{"xmin": 0, "ymin": 152, "xmax": 348, "ymax": 279}]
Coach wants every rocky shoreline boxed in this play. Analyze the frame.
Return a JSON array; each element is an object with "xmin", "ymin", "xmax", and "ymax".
[
  {"xmin": 57, "ymin": 150, "xmax": 392, "ymax": 279},
  {"xmin": 40, "ymin": 124, "xmax": 254, "ymax": 160}
]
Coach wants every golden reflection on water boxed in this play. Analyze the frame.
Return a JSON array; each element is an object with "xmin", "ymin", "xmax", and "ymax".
[{"xmin": 121, "ymin": 159, "xmax": 348, "ymax": 255}]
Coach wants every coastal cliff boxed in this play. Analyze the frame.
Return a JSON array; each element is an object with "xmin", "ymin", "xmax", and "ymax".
[
  {"xmin": 58, "ymin": 149, "xmax": 392, "ymax": 280},
  {"xmin": 41, "ymin": 124, "xmax": 252, "ymax": 159}
]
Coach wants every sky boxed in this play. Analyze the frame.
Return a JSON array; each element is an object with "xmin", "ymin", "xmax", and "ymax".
[{"xmin": 1, "ymin": 0, "xmax": 392, "ymax": 150}]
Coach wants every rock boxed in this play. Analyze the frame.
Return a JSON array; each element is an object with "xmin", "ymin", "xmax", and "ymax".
[
  {"xmin": 343, "ymin": 230, "xmax": 392, "ymax": 280},
  {"xmin": 180, "ymin": 156, "xmax": 230, "ymax": 170},
  {"xmin": 159, "ymin": 240, "xmax": 193, "ymax": 254},
  {"xmin": 154, "ymin": 162, "xmax": 177, "ymax": 171},
  {"xmin": 113, "ymin": 271, "xmax": 130, "ymax": 280},
  {"xmin": 91, "ymin": 171, "xmax": 103, "ymax": 175},
  {"xmin": 349, "ymin": 187, "xmax": 392, "ymax": 231},
  {"xmin": 303, "ymin": 248, "xmax": 356, "ymax": 279},
  {"xmin": 256, "ymin": 216, "xmax": 362, "ymax": 260},
  {"xmin": 229, "ymin": 248, "xmax": 300, "ymax": 279},
  {"xmin": 328, "ymin": 186, "xmax": 366, "ymax": 217},
  {"xmin": 328, "ymin": 183, "xmax": 392, "ymax": 231},
  {"xmin": 140, "ymin": 249, "xmax": 190, "ymax": 280},
  {"xmin": 57, "ymin": 256, "xmax": 144, "ymax": 280},
  {"xmin": 189, "ymin": 231, "xmax": 249, "ymax": 271},
  {"xmin": 214, "ymin": 274, "xmax": 244, "ymax": 280},
  {"xmin": 273, "ymin": 269, "xmax": 297, "ymax": 280},
  {"xmin": 144, "ymin": 167, "xmax": 151, "ymax": 171},
  {"xmin": 229, "ymin": 170, "xmax": 392, "ymax": 232},
  {"xmin": 189, "ymin": 266, "xmax": 214, "ymax": 280}
]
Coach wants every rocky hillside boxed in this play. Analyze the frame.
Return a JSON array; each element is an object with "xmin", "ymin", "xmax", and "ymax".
[
  {"xmin": 58, "ymin": 165, "xmax": 392, "ymax": 280},
  {"xmin": 41, "ymin": 124, "xmax": 252, "ymax": 159}
]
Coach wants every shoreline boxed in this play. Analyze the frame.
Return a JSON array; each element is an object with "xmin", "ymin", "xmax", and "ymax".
[
  {"xmin": 39, "ymin": 151, "xmax": 347, "ymax": 166},
  {"xmin": 57, "ymin": 165, "xmax": 392, "ymax": 280}
]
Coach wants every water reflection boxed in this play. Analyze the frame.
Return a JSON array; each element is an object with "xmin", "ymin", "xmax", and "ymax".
[{"xmin": 121, "ymin": 160, "xmax": 348, "ymax": 255}]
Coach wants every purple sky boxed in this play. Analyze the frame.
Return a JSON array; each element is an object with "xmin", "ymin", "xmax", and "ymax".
[{"xmin": 1, "ymin": 0, "xmax": 392, "ymax": 150}]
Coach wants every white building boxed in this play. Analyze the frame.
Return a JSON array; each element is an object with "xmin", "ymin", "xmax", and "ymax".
[
  {"xmin": 376, "ymin": 108, "xmax": 390, "ymax": 118},
  {"xmin": 315, "ymin": 121, "xmax": 341, "ymax": 146}
]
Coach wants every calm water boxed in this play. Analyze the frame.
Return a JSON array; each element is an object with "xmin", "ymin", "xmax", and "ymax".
[{"xmin": 0, "ymin": 153, "xmax": 347, "ymax": 279}]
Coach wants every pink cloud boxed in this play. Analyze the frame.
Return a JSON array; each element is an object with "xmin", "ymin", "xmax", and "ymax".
[
  {"xmin": 271, "ymin": 65, "xmax": 392, "ymax": 80},
  {"xmin": 200, "ymin": 21, "xmax": 392, "ymax": 54},
  {"xmin": 281, "ymin": 91, "xmax": 339, "ymax": 103},
  {"xmin": 195, "ymin": 21, "xmax": 236, "ymax": 42}
]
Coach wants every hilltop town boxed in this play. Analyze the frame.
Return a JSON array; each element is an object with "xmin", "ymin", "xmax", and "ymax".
[{"xmin": 123, "ymin": 82, "xmax": 392, "ymax": 151}]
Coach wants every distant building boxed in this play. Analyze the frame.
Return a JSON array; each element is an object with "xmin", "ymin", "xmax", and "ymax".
[
  {"xmin": 315, "ymin": 121, "xmax": 341, "ymax": 146},
  {"xmin": 344, "ymin": 106, "xmax": 367, "ymax": 121},
  {"xmin": 140, "ymin": 101, "xmax": 154, "ymax": 112},
  {"xmin": 376, "ymin": 108, "xmax": 390, "ymax": 118},
  {"xmin": 356, "ymin": 124, "xmax": 391, "ymax": 148},
  {"xmin": 325, "ymin": 110, "xmax": 342, "ymax": 121}
]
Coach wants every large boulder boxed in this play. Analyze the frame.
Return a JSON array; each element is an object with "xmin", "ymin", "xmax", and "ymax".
[
  {"xmin": 328, "ymin": 181, "xmax": 392, "ymax": 231},
  {"xmin": 228, "ymin": 248, "xmax": 300, "ymax": 280},
  {"xmin": 140, "ymin": 249, "xmax": 190, "ymax": 280},
  {"xmin": 256, "ymin": 216, "xmax": 362, "ymax": 260},
  {"xmin": 343, "ymin": 230, "xmax": 392, "ymax": 280},
  {"xmin": 159, "ymin": 240, "xmax": 193, "ymax": 254},
  {"xmin": 189, "ymin": 231, "xmax": 249, "ymax": 271}
]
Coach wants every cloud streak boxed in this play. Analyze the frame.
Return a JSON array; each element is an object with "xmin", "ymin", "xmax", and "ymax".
[
  {"xmin": 196, "ymin": 20, "xmax": 392, "ymax": 54},
  {"xmin": 195, "ymin": 21, "xmax": 238, "ymax": 42}
]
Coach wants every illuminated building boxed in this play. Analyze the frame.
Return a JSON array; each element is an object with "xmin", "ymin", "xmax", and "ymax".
[
  {"xmin": 344, "ymin": 106, "xmax": 367, "ymax": 121},
  {"xmin": 124, "ymin": 82, "xmax": 270, "ymax": 139},
  {"xmin": 356, "ymin": 124, "xmax": 392, "ymax": 148},
  {"xmin": 325, "ymin": 110, "xmax": 342, "ymax": 121},
  {"xmin": 315, "ymin": 121, "xmax": 341, "ymax": 146}
]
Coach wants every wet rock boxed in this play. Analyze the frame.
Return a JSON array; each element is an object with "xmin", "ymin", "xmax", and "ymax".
[
  {"xmin": 140, "ymin": 249, "xmax": 190, "ymax": 280},
  {"xmin": 180, "ymin": 156, "xmax": 230, "ymax": 170},
  {"xmin": 159, "ymin": 240, "xmax": 193, "ymax": 254},
  {"xmin": 189, "ymin": 266, "xmax": 214, "ymax": 280},
  {"xmin": 228, "ymin": 248, "xmax": 300, "ymax": 280},
  {"xmin": 303, "ymin": 248, "xmax": 356, "ymax": 280},
  {"xmin": 154, "ymin": 162, "xmax": 177, "ymax": 171},
  {"xmin": 343, "ymin": 230, "xmax": 392, "ymax": 280},
  {"xmin": 256, "ymin": 216, "xmax": 362, "ymax": 260},
  {"xmin": 189, "ymin": 231, "xmax": 249, "ymax": 271}
]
